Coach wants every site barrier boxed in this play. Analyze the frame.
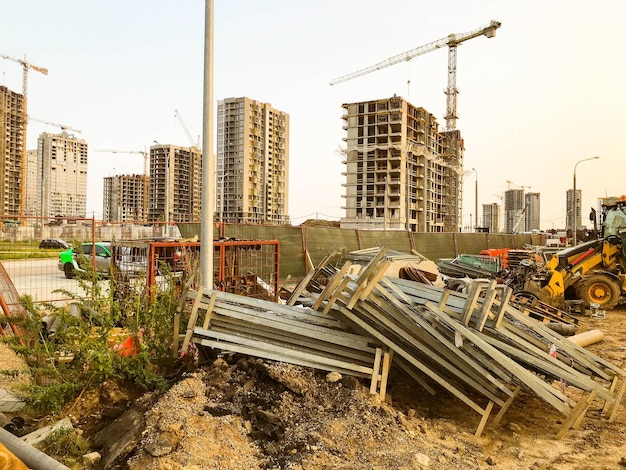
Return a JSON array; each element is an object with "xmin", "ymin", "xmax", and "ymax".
[{"xmin": 0, "ymin": 216, "xmax": 541, "ymax": 306}]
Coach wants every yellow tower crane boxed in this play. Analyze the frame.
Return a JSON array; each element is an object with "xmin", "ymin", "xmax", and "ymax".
[
  {"xmin": 94, "ymin": 149, "xmax": 149, "ymax": 221},
  {"xmin": 0, "ymin": 53, "xmax": 48, "ymax": 219},
  {"xmin": 330, "ymin": 20, "xmax": 501, "ymax": 132}
]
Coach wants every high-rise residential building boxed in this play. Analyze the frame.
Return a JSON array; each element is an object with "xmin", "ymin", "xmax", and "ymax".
[
  {"xmin": 0, "ymin": 86, "xmax": 25, "ymax": 218},
  {"xmin": 340, "ymin": 96, "xmax": 464, "ymax": 232},
  {"xmin": 103, "ymin": 174, "xmax": 146, "ymax": 222},
  {"xmin": 38, "ymin": 131, "xmax": 88, "ymax": 218},
  {"xmin": 525, "ymin": 192, "xmax": 541, "ymax": 231},
  {"xmin": 504, "ymin": 188, "xmax": 525, "ymax": 233},
  {"xmin": 148, "ymin": 144, "xmax": 202, "ymax": 223},
  {"xmin": 216, "ymin": 97, "xmax": 290, "ymax": 225},
  {"xmin": 482, "ymin": 203, "xmax": 501, "ymax": 233},
  {"xmin": 25, "ymin": 149, "xmax": 38, "ymax": 216},
  {"xmin": 566, "ymin": 189, "xmax": 581, "ymax": 231}
]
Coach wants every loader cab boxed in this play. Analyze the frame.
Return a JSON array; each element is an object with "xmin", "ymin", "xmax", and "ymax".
[{"xmin": 599, "ymin": 197, "xmax": 626, "ymax": 255}]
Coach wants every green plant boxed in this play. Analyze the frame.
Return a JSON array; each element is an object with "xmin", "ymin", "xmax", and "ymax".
[
  {"xmin": 4, "ymin": 260, "xmax": 185, "ymax": 416},
  {"xmin": 37, "ymin": 427, "xmax": 90, "ymax": 466}
]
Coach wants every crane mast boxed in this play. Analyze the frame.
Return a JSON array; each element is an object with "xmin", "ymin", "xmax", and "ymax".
[
  {"xmin": 0, "ymin": 53, "xmax": 48, "ymax": 219},
  {"xmin": 330, "ymin": 20, "xmax": 501, "ymax": 131}
]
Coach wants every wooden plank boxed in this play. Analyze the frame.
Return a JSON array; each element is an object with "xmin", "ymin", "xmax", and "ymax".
[
  {"xmin": 370, "ymin": 286, "xmax": 514, "ymax": 388},
  {"xmin": 356, "ymin": 293, "xmax": 509, "ymax": 403},
  {"xmin": 423, "ymin": 301, "xmax": 572, "ymax": 415},
  {"xmin": 378, "ymin": 350, "xmax": 393, "ymax": 401},
  {"xmin": 208, "ymin": 303, "xmax": 373, "ymax": 351},
  {"xmin": 180, "ymin": 287, "xmax": 205, "ymax": 354},
  {"xmin": 474, "ymin": 401, "xmax": 494, "ymax": 438},
  {"xmin": 202, "ymin": 320, "xmax": 376, "ymax": 365},
  {"xmin": 201, "ymin": 291, "xmax": 217, "ymax": 330},
  {"xmin": 196, "ymin": 338, "xmax": 373, "ymax": 378},
  {"xmin": 556, "ymin": 390, "xmax": 597, "ymax": 439},
  {"xmin": 370, "ymin": 348, "xmax": 383, "ymax": 395},
  {"xmin": 287, "ymin": 251, "xmax": 335, "ymax": 305},
  {"xmin": 475, "ymin": 280, "xmax": 498, "ymax": 331},
  {"xmin": 312, "ymin": 261, "xmax": 352, "ymax": 310},
  {"xmin": 493, "ymin": 384, "xmax": 521, "ymax": 425},
  {"xmin": 333, "ymin": 303, "xmax": 495, "ymax": 416},
  {"xmin": 609, "ymin": 378, "xmax": 626, "ymax": 422}
]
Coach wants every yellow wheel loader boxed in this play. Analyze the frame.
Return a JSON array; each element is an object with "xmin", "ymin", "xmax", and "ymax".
[{"xmin": 522, "ymin": 197, "xmax": 626, "ymax": 310}]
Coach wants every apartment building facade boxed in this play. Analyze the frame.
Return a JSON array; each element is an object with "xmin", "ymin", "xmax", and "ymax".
[
  {"xmin": 0, "ymin": 86, "xmax": 25, "ymax": 217},
  {"xmin": 216, "ymin": 97, "xmax": 290, "ymax": 225},
  {"xmin": 482, "ymin": 202, "xmax": 501, "ymax": 233},
  {"xmin": 566, "ymin": 189, "xmax": 582, "ymax": 231},
  {"xmin": 148, "ymin": 144, "xmax": 202, "ymax": 223},
  {"xmin": 504, "ymin": 188, "xmax": 525, "ymax": 233},
  {"xmin": 524, "ymin": 192, "xmax": 541, "ymax": 232},
  {"xmin": 103, "ymin": 174, "xmax": 146, "ymax": 222},
  {"xmin": 340, "ymin": 96, "xmax": 464, "ymax": 232},
  {"xmin": 37, "ymin": 131, "xmax": 88, "ymax": 218}
]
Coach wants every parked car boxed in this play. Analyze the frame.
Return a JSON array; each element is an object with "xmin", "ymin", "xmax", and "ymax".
[
  {"xmin": 39, "ymin": 238, "xmax": 71, "ymax": 249},
  {"xmin": 58, "ymin": 242, "xmax": 113, "ymax": 279},
  {"xmin": 58, "ymin": 242, "xmax": 149, "ymax": 279}
]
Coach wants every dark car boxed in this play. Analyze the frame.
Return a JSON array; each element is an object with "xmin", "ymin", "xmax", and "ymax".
[{"xmin": 39, "ymin": 238, "xmax": 71, "ymax": 249}]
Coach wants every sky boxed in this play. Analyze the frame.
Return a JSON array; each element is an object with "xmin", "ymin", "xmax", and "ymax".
[{"xmin": 1, "ymin": 1, "xmax": 624, "ymax": 230}]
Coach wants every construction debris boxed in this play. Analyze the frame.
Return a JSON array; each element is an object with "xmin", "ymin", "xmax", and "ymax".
[{"xmin": 184, "ymin": 247, "xmax": 626, "ymax": 438}]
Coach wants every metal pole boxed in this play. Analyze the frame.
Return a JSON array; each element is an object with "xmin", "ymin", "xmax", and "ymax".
[
  {"xmin": 572, "ymin": 156, "xmax": 600, "ymax": 246},
  {"xmin": 200, "ymin": 0, "xmax": 215, "ymax": 286},
  {"xmin": 472, "ymin": 167, "xmax": 478, "ymax": 232}
]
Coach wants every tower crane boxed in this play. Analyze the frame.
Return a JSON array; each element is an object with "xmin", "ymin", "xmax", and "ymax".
[
  {"xmin": 1, "ymin": 53, "xmax": 48, "ymax": 218},
  {"xmin": 28, "ymin": 116, "xmax": 81, "ymax": 134},
  {"xmin": 174, "ymin": 109, "xmax": 200, "ymax": 151},
  {"xmin": 94, "ymin": 149, "xmax": 149, "ymax": 221},
  {"xmin": 330, "ymin": 20, "xmax": 501, "ymax": 132}
]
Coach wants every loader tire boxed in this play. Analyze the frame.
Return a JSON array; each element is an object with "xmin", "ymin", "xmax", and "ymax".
[{"xmin": 576, "ymin": 273, "xmax": 621, "ymax": 310}]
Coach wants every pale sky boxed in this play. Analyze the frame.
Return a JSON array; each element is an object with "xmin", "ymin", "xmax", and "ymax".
[{"xmin": 1, "ymin": 1, "xmax": 624, "ymax": 230}]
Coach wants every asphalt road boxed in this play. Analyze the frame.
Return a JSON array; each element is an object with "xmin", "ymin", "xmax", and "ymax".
[{"xmin": 1, "ymin": 258, "xmax": 104, "ymax": 304}]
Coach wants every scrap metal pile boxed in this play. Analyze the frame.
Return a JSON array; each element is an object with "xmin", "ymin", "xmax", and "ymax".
[{"xmin": 182, "ymin": 248, "xmax": 626, "ymax": 438}]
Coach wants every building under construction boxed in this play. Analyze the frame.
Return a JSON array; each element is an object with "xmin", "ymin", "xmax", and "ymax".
[
  {"xmin": 340, "ymin": 96, "xmax": 464, "ymax": 232},
  {"xmin": 103, "ymin": 174, "xmax": 146, "ymax": 222},
  {"xmin": 0, "ymin": 86, "xmax": 25, "ymax": 218},
  {"xmin": 217, "ymin": 97, "xmax": 290, "ymax": 225}
]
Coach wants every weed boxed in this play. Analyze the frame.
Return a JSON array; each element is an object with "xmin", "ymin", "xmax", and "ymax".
[
  {"xmin": 4, "ymin": 260, "xmax": 186, "ymax": 416},
  {"xmin": 37, "ymin": 427, "xmax": 90, "ymax": 466}
]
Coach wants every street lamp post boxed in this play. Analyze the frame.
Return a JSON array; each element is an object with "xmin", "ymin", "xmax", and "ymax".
[
  {"xmin": 472, "ymin": 167, "xmax": 478, "ymax": 232},
  {"xmin": 572, "ymin": 156, "xmax": 600, "ymax": 245}
]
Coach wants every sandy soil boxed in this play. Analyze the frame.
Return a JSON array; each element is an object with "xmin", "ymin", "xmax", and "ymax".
[{"xmin": 120, "ymin": 306, "xmax": 626, "ymax": 470}]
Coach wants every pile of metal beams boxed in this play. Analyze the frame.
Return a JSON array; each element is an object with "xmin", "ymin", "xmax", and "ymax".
[
  {"xmin": 180, "ymin": 288, "xmax": 390, "ymax": 390},
  {"xmin": 182, "ymin": 248, "xmax": 626, "ymax": 438}
]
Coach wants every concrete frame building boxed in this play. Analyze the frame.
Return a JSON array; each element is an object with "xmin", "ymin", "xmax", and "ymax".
[
  {"xmin": 103, "ymin": 174, "xmax": 146, "ymax": 222},
  {"xmin": 482, "ymin": 203, "xmax": 501, "ymax": 233},
  {"xmin": 0, "ymin": 86, "xmax": 25, "ymax": 218},
  {"xmin": 340, "ymin": 96, "xmax": 464, "ymax": 232},
  {"xmin": 566, "ymin": 189, "xmax": 581, "ymax": 231},
  {"xmin": 148, "ymin": 144, "xmax": 202, "ymax": 223},
  {"xmin": 37, "ymin": 131, "xmax": 88, "ymax": 218},
  {"xmin": 504, "ymin": 188, "xmax": 525, "ymax": 233},
  {"xmin": 216, "ymin": 97, "xmax": 290, "ymax": 225},
  {"xmin": 525, "ymin": 192, "xmax": 541, "ymax": 232}
]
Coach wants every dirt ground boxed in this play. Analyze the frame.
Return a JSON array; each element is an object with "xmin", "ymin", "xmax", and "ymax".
[
  {"xmin": 4, "ymin": 306, "xmax": 626, "ymax": 469},
  {"xmin": 123, "ymin": 306, "xmax": 626, "ymax": 469}
]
